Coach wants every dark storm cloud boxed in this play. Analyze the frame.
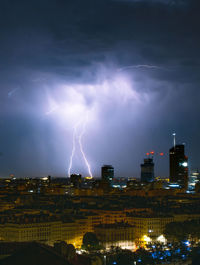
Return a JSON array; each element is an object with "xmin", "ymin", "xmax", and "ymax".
[
  {"xmin": 113, "ymin": 0, "xmax": 188, "ymax": 6},
  {"xmin": 0, "ymin": 0, "xmax": 200, "ymax": 177}
]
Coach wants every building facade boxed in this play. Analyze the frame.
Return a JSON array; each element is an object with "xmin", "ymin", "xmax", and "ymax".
[
  {"xmin": 94, "ymin": 222, "xmax": 135, "ymax": 250},
  {"xmin": 169, "ymin": 145, "xmax": 188, "ymax": 188},
  {"xmin": 141, "ymin": 158, "xmax": 154, "ymax": 182},
  {"xmin": 101, "ymin": 165, "xmax": 114, "ymax": 184},
  {"xmin": 126, "ymin": 214, "xmax": 173, "ymax": 246}
]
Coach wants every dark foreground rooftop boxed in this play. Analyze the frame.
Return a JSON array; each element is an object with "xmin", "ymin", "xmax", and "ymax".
[{"xmin": 0, "ymin": 242, "xmax": 72, "ymax": 265}]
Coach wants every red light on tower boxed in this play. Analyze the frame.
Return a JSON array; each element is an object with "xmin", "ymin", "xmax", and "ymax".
[
  {"xmin": 146, "ymin": 153, "xmax": 150, "ymax": 156},
  {"xmin": 160, "ymin": 152, "xmax": 164, "ymax": 156},
  {"xmin": 150, "ymin": 151, "xmax": 155, "ymax": 155}
]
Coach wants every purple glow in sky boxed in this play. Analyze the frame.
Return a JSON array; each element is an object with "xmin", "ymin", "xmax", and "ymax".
[
  {"xmin": 0, "ymin": 0, "xmax": 200, "ymax": 178},
  {"xmin": 44, "ymin": 68, "xmax": 140, "ymax": 177}
]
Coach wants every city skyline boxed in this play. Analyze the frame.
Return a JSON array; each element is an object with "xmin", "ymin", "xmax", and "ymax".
[
  {"xmin": 0, "ymin": 136, "xmax": 193, "ymax": 179},
  {"xmin": 1, "ymin": 2, "xmax": 200, "ymax": 264},
  {"xmin": 0, "ymin": 0, "xmax": 200, "ymax": 178}
]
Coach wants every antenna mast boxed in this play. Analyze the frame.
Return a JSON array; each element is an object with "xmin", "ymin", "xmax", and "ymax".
[{"xmin": 172, "ymin": 133, "xmax": 176, "ymax": 148}]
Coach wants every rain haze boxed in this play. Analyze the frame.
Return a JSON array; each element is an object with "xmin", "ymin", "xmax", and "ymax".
[{"xmin": 0, "ymin": 0, "xmax": 200, "ymax": 178}]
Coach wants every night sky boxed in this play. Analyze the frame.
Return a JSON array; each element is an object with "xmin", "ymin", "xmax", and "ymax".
[{"xmin": 0, "ymin": 0, "xmax": 200, "ymax": 178}]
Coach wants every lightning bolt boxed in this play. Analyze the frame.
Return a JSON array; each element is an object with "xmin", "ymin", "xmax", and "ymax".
[
  {"xmin": 78, "ymin": 116, "xmax": 93, "ymax": 178},
  {"xmin": 68, "ymin": 116, "xmax": 93, "ymax": 178},
  {"xmin": 68, "ymin": 122, "xmax": 79, "ymax": 178}
]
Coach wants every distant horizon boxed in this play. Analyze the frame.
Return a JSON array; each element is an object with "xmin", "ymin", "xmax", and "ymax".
[{"xmin": 1, "ymin": 140, "xmax": 198, "ymax": 179}]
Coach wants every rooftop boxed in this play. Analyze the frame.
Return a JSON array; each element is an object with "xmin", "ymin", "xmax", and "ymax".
[
  {"xmin": 95, "ymin": 222, "xmax": 134, "ymax": 229},
  {"xmin": 0, "ymin": 242, "xmax": 72, "ymax": 265}
]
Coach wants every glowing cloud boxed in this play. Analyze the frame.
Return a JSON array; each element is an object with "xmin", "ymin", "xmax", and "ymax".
[
  {"xmin": 44, "ymin": 69, "xmax": 140, "ymax": 176},
  {"xmin": 45, "ymin": 71, "xmax": 139, "ymax": 125}
]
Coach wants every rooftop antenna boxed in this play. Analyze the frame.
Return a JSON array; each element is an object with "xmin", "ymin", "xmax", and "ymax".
[{"xmin": 172, "ymin": 132, "xmax": 176, "ymax": 148}]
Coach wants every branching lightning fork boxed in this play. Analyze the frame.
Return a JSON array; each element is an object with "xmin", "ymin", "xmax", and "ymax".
[
  {"xmin": 68, "ymin": 114, "xmax": 93, "ymax": 178},
  {"xmin": 68, "ymin": 122, "xmax": 80, "ymax": 178},
  {"xmin": 78, "ymin": 115, "xmax": 93, "ymax": 178}
]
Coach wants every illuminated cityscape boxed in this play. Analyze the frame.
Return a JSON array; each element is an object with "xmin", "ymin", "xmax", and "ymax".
[
  {"xmin": 1, "ymin": 0, "xmax": 200, "ymax": 265},
  {"xmin": 0, "ymin": 143, "xmax": 200, "ymax": 264}
]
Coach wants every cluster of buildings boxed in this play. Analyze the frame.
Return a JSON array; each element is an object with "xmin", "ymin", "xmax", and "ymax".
[
  {"xmin": 0, "ymin": 139, "xmax": 199, "ymax": 254},
  {"xmin": 0, "ymin": 203, "xmax": 199, "ymax": 250},
  {"xmin": 0, "ymin": 180, "xmax": 200, "ymax": 251},
  {"xmin": 141, "ymin": 143, "xmax": 199, "ymax": 193}
]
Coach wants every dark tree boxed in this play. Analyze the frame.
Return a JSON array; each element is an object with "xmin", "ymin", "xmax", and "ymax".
[
  {"xmin": 135, "ymin": 248, "xmax": 154, "ymax": 265},
  {"xmin": 164, "ymin": 221, "xmax": 187, "ymax": 241},
  {"xmin": 164, "ymin": 219, "xmax": 200, "ymax": 242},
  {"xmin": 82, "ymin": 232, "xmax": 100, "ymax": 251},
  {"xmin": 107, "ymin": 250, "xmax": 134, "ymax": 265},
  {"xmin": 65, "ymin": 244, "xmax": 76, "ymax": 261},
  {"xmin": 191, "ymin": 247, "xmax": 200, "ymax": 265}
]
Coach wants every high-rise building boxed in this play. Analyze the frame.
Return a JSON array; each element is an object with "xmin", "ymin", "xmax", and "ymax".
[
  {"xmin": 169, "ymin": 144, "xmax": 188, "ymax": 188},
  {"xmin": 70, "ymin": 174, "xmax": 82, "ymax": 188},
  {"xmin": 141, "ymin": 158, "xmax": 154, "ymax": 182},
  {"xmin": 101, "ymin": 165, "xmax": 114, "ymax": 184}
]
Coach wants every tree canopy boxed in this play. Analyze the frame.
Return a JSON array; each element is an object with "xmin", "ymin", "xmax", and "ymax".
[
  {"xmin": 164, "ymin": 219, "xmax": 200, "ymax": 242},
  {"xmin": 82, "ymin": 232, "xmax": 100, "ymax": 251}
]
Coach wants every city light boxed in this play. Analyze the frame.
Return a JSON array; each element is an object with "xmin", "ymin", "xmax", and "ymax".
[
  {"xmin": 157, "ymin": 235, "xmax": 167, "ymax": 244},
  {"xmin": 143, "ymin": 235, "xmax": 152, "ymax": 244}
]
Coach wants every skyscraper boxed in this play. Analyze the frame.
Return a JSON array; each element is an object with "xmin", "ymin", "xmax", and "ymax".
[
  {"xmin": 70, "ymin": 174, "xmax": 82, "ymax": 188},
  {"xmin": 101, "ymin": 165, "xmax": 114, "ymax": 184},
  {"xmin": 169, "ymin": 144, "xmax": 188, "ymax": 188},
  {"xmin": 141, "ymin": 158, "xmax": 154, "ymax": 182}
]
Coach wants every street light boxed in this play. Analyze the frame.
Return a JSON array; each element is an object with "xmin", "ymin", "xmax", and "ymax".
[{"xmin": 104, "ymin": 255, "xmax": 106, "ymax": 265}]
